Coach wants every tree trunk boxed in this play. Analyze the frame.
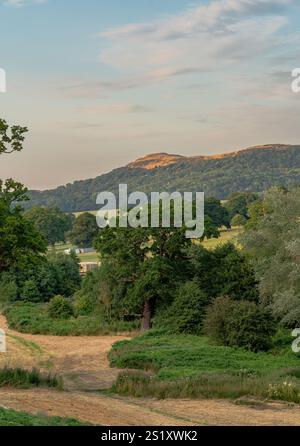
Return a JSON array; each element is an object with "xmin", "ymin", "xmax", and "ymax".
[{"xmin": 141, "ymin": 297, "xmax": 154, "ymax": 331}]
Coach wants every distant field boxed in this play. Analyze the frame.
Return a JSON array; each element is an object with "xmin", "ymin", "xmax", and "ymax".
[
  {"xmin": 53, "ymin": 222, "xmax": 241, "ymax": 262},
  {"xmin": 202, "ymin": 227, "xmax": 242, "ymax": 249},
  {"xmin": 52, "ymin": 243, "xmax": 99, "ymax": 262}
]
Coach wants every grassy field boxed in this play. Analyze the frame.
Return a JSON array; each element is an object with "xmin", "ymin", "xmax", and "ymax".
[
  {"xmin": 4, "ymin": 302, "xmax": 139, "ymax": 336},
  {"xmin": 202, "ymin": 227, "xmax": 241, "ymax": 249},
  {"xmin": 0, "ymin": 407, "xmax": 87, "ymax": 426},
  {"xmin": 52, "ymin": 243, "xmax": 99, "ymax": 262},
  {"xmin": 109, "ymin": 330, "xmax": 300, "ymax": 402}
]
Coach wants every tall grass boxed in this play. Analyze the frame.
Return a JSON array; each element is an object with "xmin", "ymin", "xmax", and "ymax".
[
  {"xmin": 5, "ymin": 302, "xmax": 139, "ymax": 336},
  {"xmin": 0, "ymin": 367, "xmax": 63, "ymax": 389},
  {"xmin": 112, "ymin": 371, "xmax": 300, "ymax": 403},
  {"xmin": 109, "ymin": 330, "xmax": 300, "ymax": 403}
]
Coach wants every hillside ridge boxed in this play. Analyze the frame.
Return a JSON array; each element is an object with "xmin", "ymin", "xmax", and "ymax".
[
  {"xmin": 128, "ymin": 144, "xmax": 293, "ymax": 170},
  {"xmin": 27, "ymin": 143, "xmax": 300, "ymax": 212}
]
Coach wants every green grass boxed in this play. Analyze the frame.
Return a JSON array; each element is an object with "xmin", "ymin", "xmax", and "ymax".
[
  {"xmin": 0, "ymin": 367, "xmax": 62, "ymax": 389},
  {"xmin": 5, "ymin": 302, "xmax": 139, "ymax": 336},
  {"xmin": 109, "ymin": 330, "xmax": 300, "ymax": 402},
  {"xmin": 0, "ymin": 407, "xmax": 88, "ymax": 426},
  {"xmin": 7, "ymin": 334, "xmax": 43, "ymax": 354}
]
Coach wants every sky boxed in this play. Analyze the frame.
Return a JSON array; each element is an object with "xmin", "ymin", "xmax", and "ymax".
[{"xmin": 1, "ymin": 0, "xmax": 300, "ymax": 189}]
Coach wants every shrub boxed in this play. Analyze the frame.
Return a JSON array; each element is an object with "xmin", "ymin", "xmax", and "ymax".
[
  {"xmin": 203, "ymin": 296, "xmax": 234, "ymax": 344},
  {"xmin": 204, "ymin": 297, "xmax": 276, "ymax": 352},
  {"xmin": 21, "ymin": 280, "xmax": 41, "ymax": 302},
  {"xmin": 161, "ymin": 281, "xmax": 209, "ymax": 335},
  {"xmin": 73, "ymin": 292, "xmax": 95, "ymax": 316},
  {"xmin": 47, "ymin": 295, "xmax": 74, "ymax": 320},
  {"xmin": 225, "ymin": 301, "xmax": 276, "ymax": 352},
  {"xmin": 0, "ymin": 273, "xmax": 18, "ymax": 305},
  {"xmin": 231, "ymin": 214, "xmax": 247, "ymax": 227}
]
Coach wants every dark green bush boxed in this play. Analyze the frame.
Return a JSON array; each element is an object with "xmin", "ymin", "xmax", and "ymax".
[
  {"xmin": 225, "ymin": 301, "xmax": 276, "ymax": 352},
  {"xmin": 204, "ymin": 297, "xmax": 276, "ymax": 352},
  {"xmin": 203, "ymin": 296, "xmax": 234, "ymax": 344},
  {"xmin": 47, "ymin": 295, "xmax": 74, "ymax": 320},
  {"xmin": 160, "ymin": 281, "xmax": 209, "ymax": 335}
]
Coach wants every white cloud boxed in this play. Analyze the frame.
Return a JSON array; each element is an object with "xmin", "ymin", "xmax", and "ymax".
[
  {"xmin": 3, "ymin": 0, "xmax": 46, "ymax": 7},
  {"xmin": 99, "ymin": 0, "xmax": 293, "ymax": 74}
]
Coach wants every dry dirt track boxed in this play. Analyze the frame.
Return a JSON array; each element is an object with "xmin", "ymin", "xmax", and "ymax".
[{"xmin": 1, "ymin": 314, "xmax": 300, "ymax": 426}]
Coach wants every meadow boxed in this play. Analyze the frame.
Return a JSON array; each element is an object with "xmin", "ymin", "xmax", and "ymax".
[{"xmin": 109, "ymin": 330, "xmax": 300, "ymax": 402}]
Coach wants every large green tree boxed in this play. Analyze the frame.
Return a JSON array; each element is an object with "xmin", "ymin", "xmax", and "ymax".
[
  {"xmin": 68, "ymin": 212, "xmax": 99, "ymax": 247},
  {"xmin": 241, "ymin": 187, "xmax": 300, "ymax": 327},
  {"xmin": 0, "ymin": 120, "xmax": 46, "ymax": 274},
  {"xmin": 24, "ymin": 206, "xmax": 73, "ymax": 246}
]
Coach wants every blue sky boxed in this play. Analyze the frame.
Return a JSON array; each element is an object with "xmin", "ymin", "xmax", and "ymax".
[{"xmin": 1, "ymin": 0, "xmax": 300, "ymax": 189}]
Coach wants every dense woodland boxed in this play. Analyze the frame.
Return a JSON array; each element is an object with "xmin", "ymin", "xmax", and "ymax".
[{"xmin": 26, "ymin": 144, "xmax": 300, "ymax": 212}]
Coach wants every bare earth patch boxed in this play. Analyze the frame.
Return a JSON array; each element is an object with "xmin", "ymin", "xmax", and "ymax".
[{"xmin": 1, "ymin": 314, "xmax": 300, "ymax": 425}]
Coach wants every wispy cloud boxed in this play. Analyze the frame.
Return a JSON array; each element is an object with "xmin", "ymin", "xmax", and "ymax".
[
  {"xmin": 80, "ymin": 103, "xmax": 151, "ymax": 114},
  {"xmin": 60, "ymin": 67, "xmax": 203, "ymax": 97},
  {"xmin": 3, "ymin": 0, "xmax": 46, "ymax": 7},
  {"xmin": 99, "ymin": 0, "xmax": 293, "ymax": 74}
]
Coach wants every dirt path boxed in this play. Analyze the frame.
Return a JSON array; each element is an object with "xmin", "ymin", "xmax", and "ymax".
[{"xmin": 1, "ymin": 314, "xmax": 300, "ymax": 426}]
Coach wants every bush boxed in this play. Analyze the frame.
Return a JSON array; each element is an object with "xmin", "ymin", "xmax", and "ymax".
[
  {"xmin": 203, "ymin": 296, "xmax": 234, "ymax": 344},
  {"xmin": 225, "ymin": 301, "xmax": 276, "ymax": 352},
  {"xmin": 21, "ymin": 280, "xmax": 41, "ymax": 302},
  {"xmin": 231, "ymin": 214, "xmax": 247, "ymax": 227},
  {"xmin": 5, "ymin": 302, "xmax": 139, "ymax": 335},
  {"xmin": 47, "ymin": 295, "xmax": 74, "ymax": 320},
  {"xmin": 160, "ymin": 281, "xmax": 209, "ymax": 334},
  {"xmin": 73, "ymin": 292, "xmax": 95, "ymax": 316},
  {"xmin": 0, "ymin": 273, "xmax": 18, "ymax": 305},
  {"xmin": 204, "ymin": 297, "xmax": 276, "ymax": 352}
]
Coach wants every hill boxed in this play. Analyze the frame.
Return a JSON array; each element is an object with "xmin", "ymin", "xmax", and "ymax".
[{"xmin": 27, "ymin": 144, "xmax": 300, "ymax": 212}]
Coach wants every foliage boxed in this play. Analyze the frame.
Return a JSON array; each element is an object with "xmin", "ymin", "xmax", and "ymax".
[
  {"xmin": 225, "ymin": 192, "xmax": 259, "ymax": 219},
  {"xmin": 187, "ymin": 243, "xmax": 259, "ymax": 301},
  {"xmin": 24, "ymin": 206, "xmax": 73, "ymax": 246},
  {"xmin": 47, "ymin": 295, "xmax": 74, "ymax": 320},
  {"xmin": 203, "ymin": 296, "xmax": 234, "ymax": 345},
  {"xmin": 9, "ymin": 252, "xmax": 81, "ymax": 303},
  {"xmin": 0, "ymin": 180, "xmax": 47, "ymax": 274},
  {"xmin": 204, "ymin": 298, "xmax": 276, "ymax": 352},
  {"xmin": 157, "ymin": 281, "xmax": 209, "ymax": 334},
  {"xmin": 0, "ymin": 118, "xmax": 28, "ymax": 155},
  {"xmin": 231, "ymin": 214, "xmax": 247, "ymax": 227},
  {"xmin": 241, "ymin": 187, "xmax": 300, "ymax": 327},
  {"xmin": 225, "ymin": 301, "xmax": 276, "ymax": 352},
  {"xmin": 68, "ymin": 212, "xmax": 99, "ymax": 247},
  {"xmin": 0, "ymin": 273, "xmax": 18, "ymax": 305},
  {"xmin": 205, "ymin": 197, "xmax": 230, "ymax": 228},
  {"xmin": 5, "ymin": 302, "xmax": 139, "ymax": 335}
]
